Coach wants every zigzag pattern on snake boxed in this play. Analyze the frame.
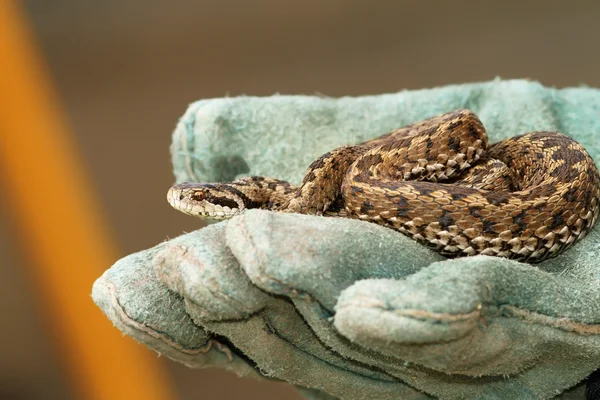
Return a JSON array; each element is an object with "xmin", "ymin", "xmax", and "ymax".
[{"xmin": 167, "ymin": 109, "xmax": 600, "ymax": 263}]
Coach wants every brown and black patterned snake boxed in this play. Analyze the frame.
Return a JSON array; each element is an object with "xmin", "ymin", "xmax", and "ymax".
[{"xmin": 167, "ymin": 109, "xmax": 600, "ymax": 263}]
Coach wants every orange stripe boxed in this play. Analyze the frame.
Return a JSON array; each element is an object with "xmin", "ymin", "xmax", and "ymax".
[{"xmin": 0, "ymin": 3, "xmax": 175, "ymax": 400}]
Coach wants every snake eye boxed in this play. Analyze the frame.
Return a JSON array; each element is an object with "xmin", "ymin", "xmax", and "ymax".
[{"xmin": 191, "ymin": 191, "xmax": 205, "ymax": 201}]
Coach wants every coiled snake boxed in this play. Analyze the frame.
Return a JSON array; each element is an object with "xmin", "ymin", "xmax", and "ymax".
[{"xmin": 168, "ymin": 109, "xmax": 600, "ymax": 263}]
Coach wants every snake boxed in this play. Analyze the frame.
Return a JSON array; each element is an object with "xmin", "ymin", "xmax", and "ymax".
[{"xmin": 167, "ymin": 109, "xmax": 600, "ymax": 263}]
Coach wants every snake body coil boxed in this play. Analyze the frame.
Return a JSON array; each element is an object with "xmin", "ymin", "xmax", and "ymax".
[{"xmin": 168, "ymin": 110, "xmax": 600, "ymax": 263}]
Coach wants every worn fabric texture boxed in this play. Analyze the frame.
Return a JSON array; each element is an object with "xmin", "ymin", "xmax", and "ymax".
[{"xmin": 93, "ymin": 79, "xmax": 600, "ymax": 399}]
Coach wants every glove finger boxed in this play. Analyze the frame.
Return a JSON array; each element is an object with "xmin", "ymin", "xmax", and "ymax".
[
  {"xmin": 154, "ymin": 222, "xmax": 272, "ymax": 321},
  {"xmin": 226, "ymin": 209, "xmax": 443, "ymax": 312},
  {"xmin": 334, "ymin": 251, "xmax": 600, "ymax": 377},
  {"xmin": 92, "ymin": 244, "xmax": 258, "ymax": 377}
]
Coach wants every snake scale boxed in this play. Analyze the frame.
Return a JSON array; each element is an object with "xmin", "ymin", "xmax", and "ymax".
[{"xmin": 168, "ymin": 109, "xmax": 600, "ymax": 263}]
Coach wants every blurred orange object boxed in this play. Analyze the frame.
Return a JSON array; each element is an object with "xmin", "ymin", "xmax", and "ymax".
[{"xmin": 0, "ymin": 3, "xmax": 175, "ymax": 400}]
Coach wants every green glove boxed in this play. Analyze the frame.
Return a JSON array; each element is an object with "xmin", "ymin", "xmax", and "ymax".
[{"xmin": 93, "ymin": 79, "xmax": 600, "ymax": 399}]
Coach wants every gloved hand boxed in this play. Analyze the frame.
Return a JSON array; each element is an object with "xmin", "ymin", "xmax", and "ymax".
[{"xmin": 93, "ymin": 80, "xmax": 600, "ymax": 400}]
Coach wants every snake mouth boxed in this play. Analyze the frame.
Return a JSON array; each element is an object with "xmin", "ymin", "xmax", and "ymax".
[{"xmin": 167, "ymin": 185, "xmax": 242, "ymax": 219}]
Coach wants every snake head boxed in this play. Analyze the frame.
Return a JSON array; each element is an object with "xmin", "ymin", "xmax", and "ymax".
[{"xmin": 167, "ymin": 182, "xmax": 245, "ymax": 219}]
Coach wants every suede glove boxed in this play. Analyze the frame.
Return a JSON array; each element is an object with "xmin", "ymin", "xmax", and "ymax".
[{"xmin": 93, "ymin": 79, "xmax": 600, "ymax": 399}]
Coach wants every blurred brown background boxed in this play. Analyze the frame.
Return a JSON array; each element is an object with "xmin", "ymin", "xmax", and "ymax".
[{"xmin": 2, "ymin": 1, "xmax": 600, "ymax": 399}]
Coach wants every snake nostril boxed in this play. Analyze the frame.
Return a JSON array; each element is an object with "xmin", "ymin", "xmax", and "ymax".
[{"xmin": 179, "ymin": 194, "xmax": 184, "ymax": 200}]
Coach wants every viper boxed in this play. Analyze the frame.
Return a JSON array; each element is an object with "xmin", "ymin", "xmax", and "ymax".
[{"xmin": 167, "ymin": 109, "xmax": 600, "ymax": 263}]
